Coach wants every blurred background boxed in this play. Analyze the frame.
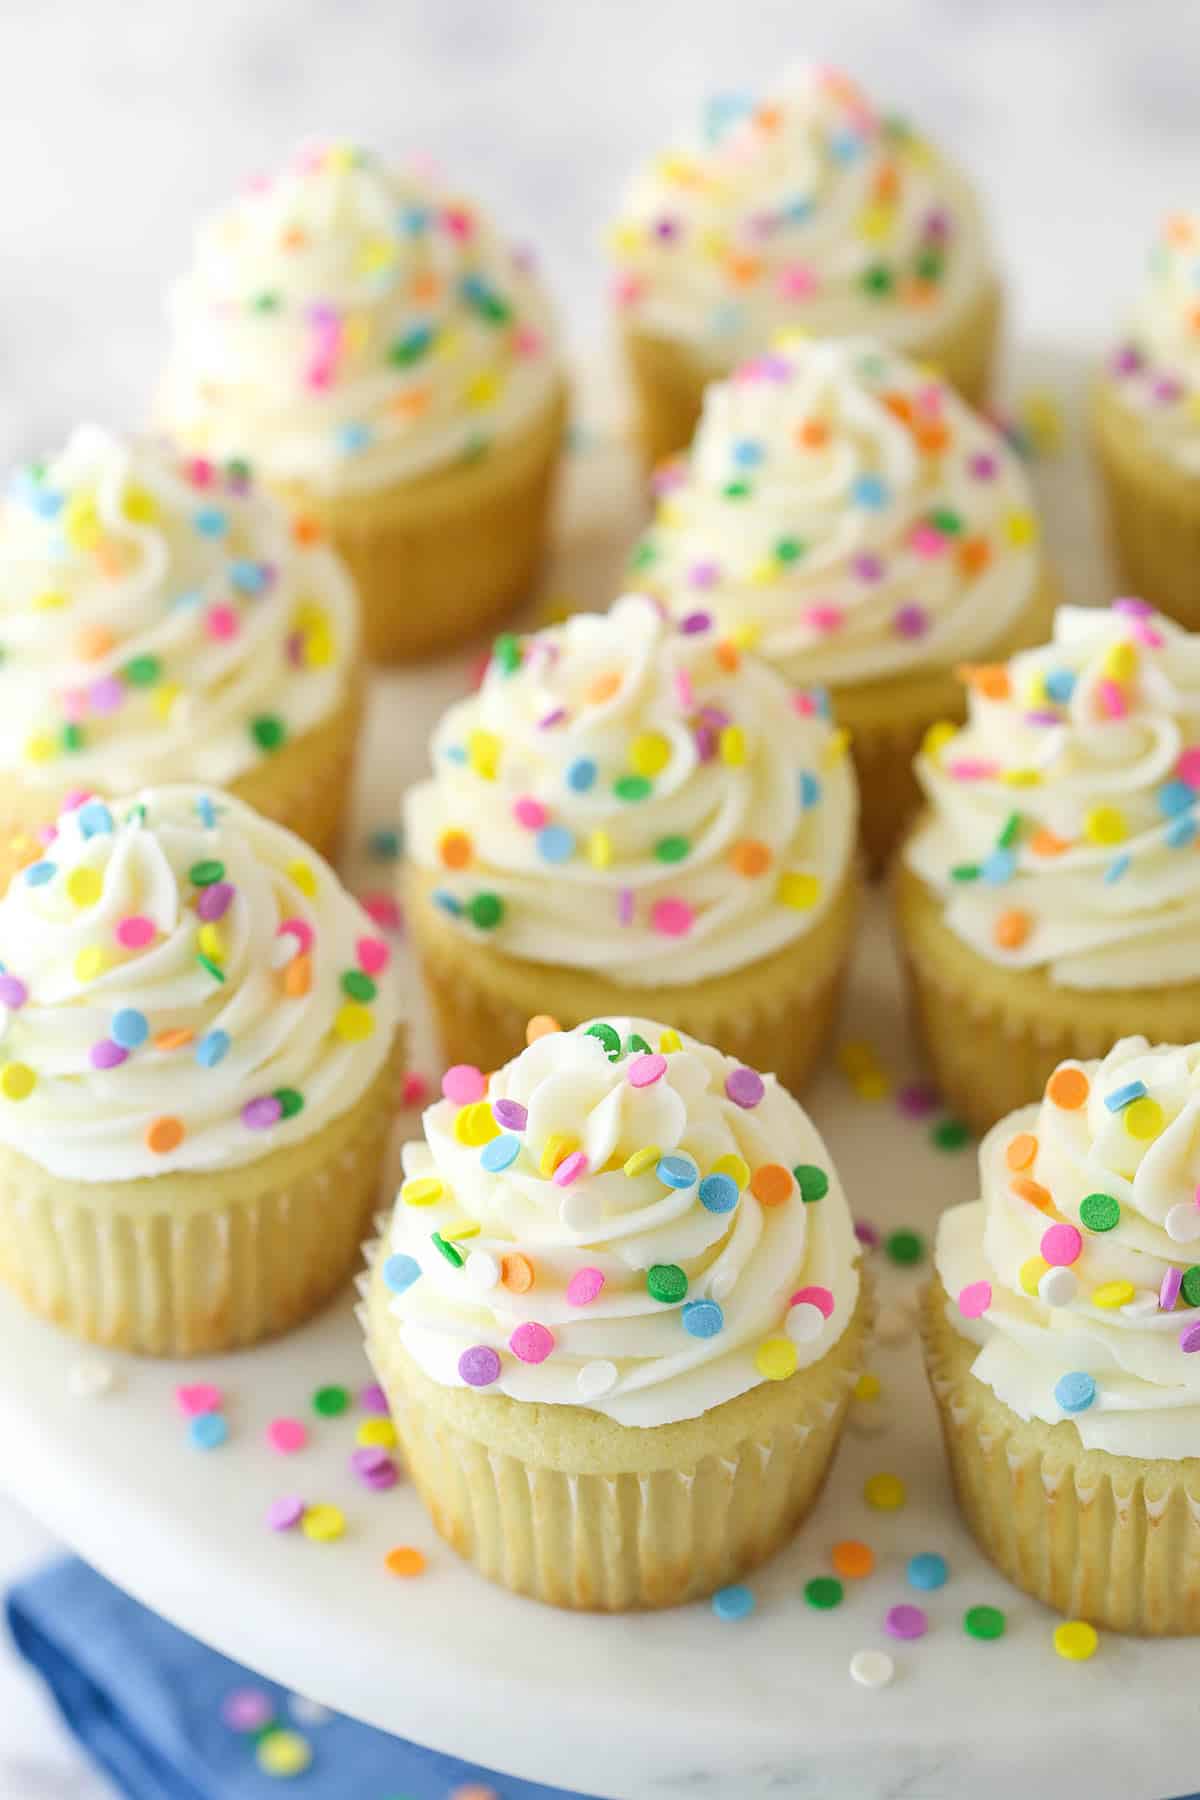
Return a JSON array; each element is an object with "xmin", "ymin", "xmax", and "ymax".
[{"xmin": 0, "ymin": 1, "xmax": 1198, "ymax": 1792}]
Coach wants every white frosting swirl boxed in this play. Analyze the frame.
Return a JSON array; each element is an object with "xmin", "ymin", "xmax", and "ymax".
[
  {"xmin": 383, "ymin": 1017, "xmax": 860, "ymax": 1427},
  {"xmin": 637, "ymin": 336, "xmax": 1039, "ymax": 686},
  {"xmin": 1105, "ymin": 215, "xmax": 1200, "ymax": 472},
  {"xmin": 610, "ymin": 63, "xmax": 992, "ymax": 363},
  {"xmin": 0, "ymin": 426, "xmax": 356, "ymax": 792},
  {"xmin": 0, "ymin": 785, "xmax": 398, "ymax": 1181},
  {"xmin": 159, "ymin": 140, "xmax": 559, "ymax": 495},
  {"xmin": 906, "ymin": 603, "xmax": 1200, "ymax": 988},
  {"xmin": 404, "ymin": 596, "xmax": 857, "ymax": 984},
  {"xmin": 937, "ymin": 1037, "xmax": 1200, "ymax": 1460}
]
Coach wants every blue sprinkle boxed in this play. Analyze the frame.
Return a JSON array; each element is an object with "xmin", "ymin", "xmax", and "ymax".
[
  {"xmin": 368, "ymin": 827, "xmax": 402, "ymax": 861},
  {"xmin": 785, "ymin": 195, "xmax": 813, "ymax": 222},
  {"xmin": 443, "ymin": 745, "xmax": 468, "ymax": 765},
  {"xmin": 829, "ymin": 129, "xmax": 864, "ymax": 163},
  {"xmin": 1104, "ymin": 853, "xmax": 1131, "ymax": 884},
  {"xmin": 799, "ymin": 770, "xmax": 821, "ymax": 811},
  {"xmin": 77, "ymin": 801, "xmax": 114, "ymax": 839},
  {"xmin": 28, "ymin": 484, "xmax": 64, "ymax": 518},
  {"xmin": 24, "ymin": 861, "xmax": 55, "ymax": 887},
  {"xmin": 710, "ymin": 300, "xmax": 746, "ymax": 338},
  {"xmin": 907, "ymin": 1553, "xmax": 949, "ymax": 1591},
  {"xmin": 851, "ymin": 473, "xmax": 888, "ymax": 509},
  {"xmin": 656, "ymin": 1154, "xmax": 699, "ymax": 1191},
  {"xmin": 979, "ymin": 848, "xmax": 1016, "ymax": 886},
  {"xmin": 698, "ymin": 1173, "xmax": 739, "ymax": 1214},
  {"xmin": 110, "ymin": 1008, "xmax": 149, "ymax": 1050},
  {"xmin": 566, "ymin": 757, "xmax": 597, "ymax": 793},
  {"xmin": 1167, "ymin": 815, "xmax": 1197, "ymax": 850},
  {"xmin": 172, "ymin": 587, "xmax": 203, "ymax": 610},
  {"xmin": 195, "ymin": 794, "xmax": 218, "ymax": 829},
  {"xmin": 712, "ymin": 1584, "xmax": 755, "ymax": 1621},
  {"xmin": 806, "ymin": 686, "xmax": 831, "ymax": 719},
  {"xmin": 1159, "ymin": 779, "xmax": 1195, "ymax": 818},
  {"xmin": 189, "ymin": 1412, "xmax": 228, "ymax": 1450},
  {"xmin": 681, "ymin": 1298, "xmax": 725, "ymax": 1338},
  {"xmin": 480, "ymin": 1134, "xmax": 521, "ymax": 1173},
  {"xmin": 536, "ymin": 824, "xmax": 575, "ymax": 865},
  {"xmin": 732, "ymin": 438, "xmax": 764, "ymax": 468},
  {"xmin": 1104, "ymin": 1078, "xmax": 1147, "ymax": 1113},
  {"xmin": 1054, "ymin": 1371, "xmax": 1097, "ymax": 1414},
  {"xmin": 399, "ymin": 205, "xmax": 430, "ymax": 235},
  {"xmin": 337, "ymin": 422, "xmax": 373, "ymax": 454},
  {"xmin": 432, "ymin": 889, "xmax": 463, "ymax": 918},
  {"xmin": 193, "ymin": 506, "xmax": 229, "ymax": 538},
  {"xmin": 229, "ymin": 559, "xmax": 268, "ymax": 595},
  {"xmin": 383, "ymin": 1253, "xmax": 422, "ymax": 1295},
  {"xmin": 1043, "ymin": 668, "xmax": 1076, "ymax": 704},
  {"xmin": 196, "ymin": 1029, "xmax": 230, "ymax": 1069}
]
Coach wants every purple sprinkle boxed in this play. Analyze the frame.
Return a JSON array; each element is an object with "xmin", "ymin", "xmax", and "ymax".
[
  {"xmin": 1153, "ymin": 374, "xmax": 1183, "ymax": 405},
  {"xmin": 362, "ymin": 1460, "xmax": 399, "ymax": 1491},
  {"xmin": 756, "ymin": 351, "xmax": 793, "ymax": 382},
  {"xmin": 89, "ymin": 676, "xmax": 124, "ymax": 715},
  {"xmin": 0, "ymin": 974, "xmax": 27, "ymax": 1009},
  {"xmin": 1110, "ymin": 343, "xmax": 1142, "ymax": 377},
  {"xmin": 493, "ymin": 1098, "xmax": 528, "ymax": 1131},
  {"xmin": 242, "ymin": 1095, "xmax": 283, "ymax": 1130},
  {"xmin": 694, "ymin": 723, "xmax": 718, "ymax": 762},
  {"xmin": 89, "ymin": 1039, "xmax": 128, "ymax": 1070},
  {"xmin": 680, "ymin": 610, "xmax": 713, "ymax": 634},
  {"xmin": 653, "ymin": 214, "xmax": 680, "ymax": 242},
  {"xmin": 197, "ymin": 881, "xmax": 234, "ymax": 922},
  {"xmin": 922, "ymin": 208, "xmax": 950, "ymax": 241},
  {"xmin": 223, "ymin": 1688, "xmax": 275, "ymax": 1731},
  {"xmin": 897, "ymin": 1080, "xmax": 940, "ymax": 1119},
  {"xmin": 1162, "ymin": 1266, "xmax": 1184, "ymax": 1311},
  {"xmin": 286, "ymin": 631, "xmax": 305, "ymax": 668},
  {"xmin": 1180, "ymin": 1321, "xmax": 1200, "ymax": 1353},
  {"xmin": 968, "ymin": 452, "xmax": 998, "ymax": 481},
  {"xmin": 885, "ymin": 1603, "xmax": 929, "ymax": 1641},
  {"xmin": 617, "ymin": 887, "xmax": 635, "ymax": 926},
  {"xmin": 855, "ymin": 1219, "xmax": 881, "ymax": 1249},
  {"xmin": 266, "ymin": 1495, "xmax": 304, "ymax": 1532},
  {"xmin": 1024, "ymin": 709, "xmax": 1063, "ymax": 727},
  {"xmin": 893, "ymin": 604, "xmax": 928, "ymax": 639},
  {"xmin": 458, "ymin": 1345, "xmax": 501, "ymax": 1387},
  {"xmin": 687, "ymin": 561, "xmax": 719, "ymax": 589},
  {"xmin": 699, "ymin": 704, "xmax": 731, "ymax": 727},
  {"xmin": 359, "ymin": 1382, "xmax": 390, "ymax": 1416},
  {"xmin": 852, "ymin": 553, "xmax": 884, "ymax": 583},
  {"xmin": 537, "ymin": 707, "xmax": 567, "ymax": 730},
  {"xmin": 351, "ymin": 1445, "xmax": 392, "ymax": 1477},
  {"xmin": 1113, "ymin": 596, "xmax": 1154, "ymax": 616},
  {"xmin": 725, "ymin": 1066, "xmax": 765, "ymax": 1109}
]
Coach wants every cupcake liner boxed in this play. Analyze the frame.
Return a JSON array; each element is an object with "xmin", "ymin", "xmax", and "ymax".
[
  {"xmin": 365, "ymin": 1250, "xmax": 870, "ymax": 1611},
  {"xmin": 623, "ymin": 280, "xmax": 1003, "ymax": 470},
  {"xmin": 277, "ymin": 385, "xmax": 568, "ymax": 665},
  {"xmin": 0, "ymin": 1036, "xmax": 401, "ymax": 1356},
  {"xmin": 405, "ymin": 865, "xmax": 860, "ymax": 1092},
  {"xmin": 894, "ymin": 857, "xmax": 1200, "ymax": 1135},
  {"xmin": 1092, "ymin": 380, "xmax": 1200, "ymax": 631},
  {"xmin": 922, "ymin": 1275, "xmax": 1200, "ymax": 1634}
]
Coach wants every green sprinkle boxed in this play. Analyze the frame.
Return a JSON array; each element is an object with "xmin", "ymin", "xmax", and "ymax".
[
  {"xmin": 654, "ymin": 835, "xmax": 690, "ymax": 864},
  {"xmin": 885, "ymin": 1229, "xmax": 925, "ymax": 1267},
  {"xmin": 226, "ymin": 458, "xmax": 252, "ymax": 484},
  {"xmin": 1079, "ymin": 1192, "xmax": 1120, "ymax": 1233},
  {"xmin": 586, "ymin": 1022, "xmax": 622, "ymax": 1061},
  {"xmin": 630, "ymin": 539, "xmax": 657, "ymax": 570},
  {"xmin": 432, "ymin": 1231, "xmax": 464, "ymax": 1269},
  {"xmin": 804, "ymin": 1577, "xmax": 844, "ymax": 1610},
  {"xmin": 197, "ymin": 953, "xmax": 226, "ymax": 983},
  {"xmin": 251, "ymin": 290, "xmax": 281, "ymax": 312},
  {"xmin": 341, "ymin": 970, "xmax": 377, "ymax": 1002},
  {"xmin": 915, "ymin": 249, "xmax": 944, "ymax": 282},
  {"xmin": 930, "ymin": 508, "xmax": 963, "ymax": 536},
  {"xmin": 250, "ymin": 714, "xmax": 286, "ymax": 751},
  {"xmin": 1181, "ymin": 1266, "xmax": 1200, "ymax": 1308},
  {"xmin": 61, "ymin": 723, "xmax": 84, "ymax": 752},
  {"xmin": 388, "ymin": 325, "xmax": 434, "ymax": 366},
  {"xmin": 793, "ymin": 1164, "xmax": 829, "ymax": 1203},
  {"xmin": 461, "ymin": 432, "xmax": 490, "ymax": 465},
  {"xmin": 997, "ymin": 812, "xmax": 1021, "ymax": 850},
  {"xmin": 722, "ymin": 480, "xmax": 751, "ymax": 500},
  {"xmin": 950, "ymin": 864, "xmax": 981, "ymax": 883},
  {"xmin": 861, "ymin": 264, "xmax": 893, "ymax": 295},
  {"xmin": 964, "ymin": 1604, "xmax": 1006, "ymax": 1641},
  {"xmin": 613, "ymin": 774, "xmax": 652, "ymax": 802},
  {"xmin": 189, "ymin": 860, "xmax": 225, "ymax": 887},
  {"xmin": 647, "ymin": 1264, "xmax": 688, "ymax": 1304},
  {"xmin": 932, "ymin": 1118, "xmax": 971, "ymax": 1152},
  {"xmin": 123, "ymin": 654, "xmax": 161, "ymax": 687},
  {"xmin": 312, "ymin": 1385, "xmax": 349, "ymax": 1417},
  {"xmin": 774, "ymin": 536, "xmax": 805, "ymax": 562},
  {"xmin": 467, "ymin": 892, "xmax": 504, "ymax": 930},
  {"xmin": 624, "ymin": 1032, "xmax": 652, "ymax": 1055},
  {"xmin": 275, "ymin": 1088, "xmax": 304, "ymax": 1119},
  {"xmin": 492, "ymin": 633, "xmax": 522, "ymax": 675}
]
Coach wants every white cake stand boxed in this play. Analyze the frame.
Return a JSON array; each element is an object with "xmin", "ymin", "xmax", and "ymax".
[{"xmin": 3, "ymin": 359, "xmax": 1192, "ymax": 1800}]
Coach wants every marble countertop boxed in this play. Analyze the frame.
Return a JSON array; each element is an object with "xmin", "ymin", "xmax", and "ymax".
[{"xmin": 1, "ymin": 1, "xmax": 1199, "ymax": 1794}]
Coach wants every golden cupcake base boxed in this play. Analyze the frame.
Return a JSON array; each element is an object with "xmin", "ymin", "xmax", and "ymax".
[{"xmin": 1092, "ymin": 378, "xmax": 1200, "ymax": 630}]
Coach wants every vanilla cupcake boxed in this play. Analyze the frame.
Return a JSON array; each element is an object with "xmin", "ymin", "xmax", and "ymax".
[
  {"xmin": 365, "ymin": 1016, "xmax": 866, "ymax": 1609},
  {"xmin": 0, "ymin": 426, "xmax": 360, "ymax": 887},
  {"xmin": 159, "ymin": 140, "xmax": 567, "ymax": 662},
  {"xmin": 611, "ymin": 64, "xmax": 1000, "ymax": 466},
  {"xmin": 636, "ymin": 336, "xmax": 1054, "ymax": 869},
  {"xmin": 926, "ymin": 1036, "xmax": 1200, "ymax": 1634},
  {"xmin": 0, "ymin": 786, "xmax": 401, "ymax": 1354},
  {"xmin": 899, "ymin": 603, "xmax": 1200, "ymax": 1134},
  {"xmin": 403, "ymin": 595, "xmax": 859, "ymax": 1090},
  {"xmin": 1095, "ymin": 216, "xmax": 1200, "ymax": 629}
]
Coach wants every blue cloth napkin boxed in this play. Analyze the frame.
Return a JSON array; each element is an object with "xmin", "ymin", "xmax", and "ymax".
[{"xmin": 6, "ymin": 1557, "xmax": 598, "ymax": 1800}]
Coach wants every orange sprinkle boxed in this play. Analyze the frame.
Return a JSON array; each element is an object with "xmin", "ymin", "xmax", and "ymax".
[
  {"xmin": 501, "ymin": 1253, "xmax": 534, "ymax": 1294},
  {"xmin": 750, "ymin": 1163, "xmax": 794, "ymax": 1207},
  {"xmin": 291, "ymin": 515, "xmax": 322, "ymax": 546},
  {"xmin": 154, "ymin": 1028, "xmax": 194, "ymax": 1052},
  {"xmin": 832, "ymin": 1539, "xmax": 875, "ymax": 1580},
  {"xmin": 438, "ymin": 829, "xmax": 472, "ymax": 870},
  {"xmin": 915, "ymin": 420, "xmax": 951, "ymax": 455},
  {"xmin": 1011, "ymin": 1174, "xmax": 1053, "ymax": 1213},
  {"xmin": 730, "ymin": 838, "xmax": 772, "ymax": 877},
  {"xmin": 1005, "ymin": 1132, "xmax": 1038, "ymax": 1173},
  {"xmin": 725, "ymin": 252, "xmax": 763, "ymax": 287},
  {"xmin": 715, "ymin": 640, "xmax": 741, "ymax": 673},
  {"xmin": 585, "ymin": 670, "xmax": 622, "ymax": 705},
  {"xmin": 409, "ymin": 269, "xmax": 441, "ymax": 303},
  {"xmin": 957, "ymin": 536, "xmax": 992, "ymax": 575},
  {"xmin": 525, "ymin": 1014, "xmax": 560, "ymax": 1044},
  {"xmin": 391, "ymin": 387, "xmax": 430, "ymax": 418},
  {"xmin": 1030, "ymin": 827, "xmax": 1070, "ymax": 858},
  {"xmin": 146, "ymin": 1116, "xmax": 184, "ymax": 1155},
  {"xmin": 75, "ymin": 623, "xmax": 115, "ymax": 661},
  {"xmin": 754, "ymin": 103, "xmax": 782, "ymax": 132},
  {"xmin": 281, "ymin": 225, "xmax": 308, "ymax": 251},
  {"xmin": 902, "ymin": 276, "xmax": 938, "ymax": 309},
  {"xmin": 385, "ymin": 1546, "xmax": 427, "ymax": 1578},
  {"xmin": 796, "ymin": 418, "xmax": 829, "ymax": 450},
  {"xmin": 1046, "ymin": 1066, "xmax": 1090, "ymax": 1110},
  {"xmin": 94, "ymin": 541, "xmax": 125, "ymax": 580},
  {"xmin": 882, "ymin": 392, "xmax": 914, "ymax": 425},
  {"xmin": 872, "ymin": 161, "xmax": 899, "ymax": 203},
  {"xmin": 958, "ymin": 663, "xmax": 1011, "ymax": 701},
  {"xmin": 993, "ymin": 908, "xmax": 1032, "ymax": 950},
  {"xmin": 1166, "ymin": 213, "xmax": 1196, "ymax": 247},
  {"xmin": 283, "ymin": 953, "xmax": 312, "ymax": 999}
]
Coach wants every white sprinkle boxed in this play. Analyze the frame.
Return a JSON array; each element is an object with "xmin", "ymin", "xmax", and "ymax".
[
  {"xmin": 67, "ymin": 1358, "xmax": 116, "ymax": 1399},
  {"xmin": 875, "ymin": 1305, "xmax": 913, "ymax": 1346},
  {"xmin": 463, "ymin": 1250, "xmax": 500, "ymax": 1292},
  {"xmin": 1166, "ymin": 1202, "xmax": 1200, "ymax": 1244},
  {"xmin": 709, "ymin": 1267, "xmax": 737, "ymax": 1302},
  {"xmin": 287, "ymin": 1695, "xmax": 334, "ymax": 1727},
  {"xmin": 850, "ymin": 1649, "xmax": 895, "ymax": 1688},
  {"xmin": 1038, "ymin": 1266, "xmax": 1078, "ymax": 1308},
  {"xmin": 577, "ymin": 1360, "xmax": 618, "ymax": 1400},
  {"xmin": 785, "ymin": 1301, "xmax": 825, "ymax": 1345},
  {"xmin": 1121, "ymin": 1291, "xmax": 1160, "ymax": 1320}
]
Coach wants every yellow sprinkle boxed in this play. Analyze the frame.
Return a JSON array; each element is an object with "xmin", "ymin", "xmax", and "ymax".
[
  {"xmin": 1092, "ymin": 1280, "xmax": 1135, "ymax": 1309},
  {"xmin": 710, "ymin": 1153, "xmax": 750, "ymax": 1189},
  {"xmin": 196, "ymin": 922, "xmax": 225, "ymax": 963},
  {"xmin": 357, "ymin": 1419, "xmax": 398, "ymax": 1449},
  {"xmin": 1125, "ymin": 1096, "xmax": 1165, "ymax": 1141},
  {"xmin": 857, "ymin": 202, "xmax": 895, "ymax": 242},
  {"xmin": 63, "ymin": 492, "xmax": 100, "ymax": 550},
  {"xmin": 301, "ymin": 1503, "xmax": 345, "ymax": 1543},
  {"xmin": 1103, "ymin": 642, "xmax": 1138, "ymax": 682},
  {"xmin": 441, "ymin": 1217, "xmax": 481, "ymax": 1241},
  {"xmin": 855, "ymin": 1372, "xmax": 881, "ymax": 1401},
  {"xmin": 468, "ymin": 729, "xmax": 501, "ymax": 780},
  {"xmin": 778, "ymin": 872, "xmax": 822, "ymax": 910},
  {"xmin": 1018, "ymin": 389, "xmax": 1064, "ymax": 455},
  {"xmin": 608, "ymin": 220, "xmax": 641, "ymax": 255},
  {"xmin": 257, "ymin": 1730, "xmax": 313, "ymax": 1776},
  {"xmin": 401, "ymin": 1176, "xmax": 445, "ymax": 1207},
  {"xmin": 837, "ymin": 1040, "xmax": 879, "ymax": 1076},
  {"xmin": 718, "ymin": 725, "xmax": 747, "ymax": 766},
  {"xmin": 922, "ymin": 720, "xmax": 957, "ymax": 761},
  {"xmin": 74, "ymin": 946, "xmax": 108, "ymax": 983},
  {"xmin": 1004, "ymin": 509, "xmax": 1038, "ymax": 547},
  {"xmin": 747, "ymin": 558, "xmax": 780, "ymax": 586},
  {"xmin": 465, "ymin": 369, "xmax": 502, "ymax": 409},
  {"xmin": 1022, "ymin": 672, "xmax": 1049, "ymax": 707},
  {"xmin": 864, "ymin": 1472, "xmax": 906, "ymax": 1511},
  {"xmin": 453, "ymin": 1102, "xmax": 499, "ymax": 1148},
  {"xmin": 539, "ymin": 1132, "xmax": 578, "ymax": 1177},
  {"xmin": 755, "ymin": 1338, "xmax": 798, "ymax": 1381},
  {"xmin": 1000, "ymin": 768, "xmax": 1042, "ymax": 787},
  {"xmin": 853, "ymin": 1071, "xmax": 891, "ymax": 1101},
  {"xmin": 287, "ymin": 859, "xmax": 317, "ymax": 897},
  {"xmin": 822, "ymin": 726, "xmax": 852, "ymax": 766},
  {"xmin": 305, "ymin": 623, "xmax": 334, "ymax": 667},
  {"xmin": 355, "ymin": 236, "xmax": 396, "ymax": 275},
  {"xmin": 0, "ymin": 1062, "xmax": 35, "ymax": 1101},
  {"xmin": 1053, "ymin": 1620, "xmax": 1099, "ymax": 1661},
  {"xmin": 623, "ymin": 1145, "xmax": 661, "ymax": 1177},
  {"xmin": 32, "ymin": 589, "xmax": 68, "ymax": 611},
  {"xmin": 24, "ymin": 733, "xmax": 57, "ymax": 765},
  {"xmin": 586, "ymin": 830, "xmax": 612, "ymax": 870},
  {"xmin": 66, "ymin": 867, "xmax": 103, "ymax": 908},
  {"xmin": 659, "ymin": 1028, "xmax": 682, "ymax": 1053},
  {"xmin": 1019, "ymin": 1255, "xmax": 1049, "ymax": 1296},
  {"xmin": 334, "ymin": 1002, "xmax": 375, "ymax": 1043},
  {"xmin": 1084, "ymin": 805, "xmax": 1127, "ymax": 847},
  {"xmin": 122, "ymin": 483, "xmax": 159, "ymax": 524},
  {"xmin": 729, "ymin": 621, "xmax": 761, "ymax": 650},
  {"xmin": 629, "ymin": 731, "xmax": 671, "ymax": 777},
  {"xmin": 152, "ymin": 682, "xmax": 181, "ymax": 722}
]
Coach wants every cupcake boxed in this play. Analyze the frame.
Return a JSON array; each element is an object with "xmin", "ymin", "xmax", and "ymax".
[
  {"xmin": 364, "ymin": 1015, "xmax": 867, "ymax": 1609},
  {"xmin": 925, "ymin": 1036, "xmax": 1200, "ymax": 1634},
  {"xmin": 159, "ymin": 140, "xmax": 567, "ymax": 663},
  {"xmin": 0, "ymin": 785, "xmax": 401, "ymax": 1355},
  {"xmin": 635, "ymin": 335, "xmax": 1055, "ymax": 869},
  {"xmin": 610, "ymin": 64, "xmax": 1000, "ymax": 466},
  {"xmin": 898, "ymin": 602, "xmax": 1200, "ymax": 1136},
  {"xmin": 0, "ymin": 426, "xmax": 360, "ymax": 888},
  {"xmin": 403, "ymin": 594, "xmax": 859, "ymax": 1090}
]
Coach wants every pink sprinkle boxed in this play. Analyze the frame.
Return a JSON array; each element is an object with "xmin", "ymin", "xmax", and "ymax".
[
  {"xmin": 514, "ymin": 323, "xmax": 544, "ymax": 359},
  {"xmin": 628, "ymin": 1051, "xmax": 667, "ymax": 1087},
  {"xmin": 673, "ymin": 668, "xmax": 695, "ymax": 711},
  {"xmin": 1113, "ymin": 596, "xmax": 1154, "ymax": 616},
  {"xmin": 186, "ymin": 456, "xmax": 215, "ymax": 488},
  {"xmin": 947, "ymin": 758, "xmax": 1000, "ymax": 781},
  {"xmin": 651, "ymin": 897, "xmax": 694, "ymax": 937},
  {"xmin": 1161, "ymin": 1266, "xmax": 1184, "ymax": 1311},
  {"xmin": 90, "ymin": 1040, "xmax": 128, "ymax": 1070},
  {"xmin": 442, "ymin": 1064, "xmax": 486, "ymax": 1105},
  {"xmin": 356, "ymin": 935, "xmax": 390, "ymax": 976},
  {"xmin": 791, "ymin": 691, "xmax": 818, "ymax": 717},
  {"xmin": 788, "ymin": 1285, "xmax": 834, "ymax": 1319},
  {"xmin": 360, "ymin": 1382, "xmax": 390, "ymax": 1415},
  {"xmin": 468, "ymin": 649, "xmax": 491, "ymax": 691},
  {"xmin": 267, "ymin": 1417, "xmax": 308, "ymax": 1454},
  {"xmin": 802, "ymin": 604, "xmax": 843, "ymax": 635},
  {"xmin": 1097, "ymin": 678, "xmax": 1127, "ymax": 719},
  {"xmin": 855, "ymin": 1220, "xmax": 880, "ymax": 1248},
  {"xmin": 617, "ymin": 887, "xmax": 635, "ymax": 926},
  {"xmin": 361, "ymin": 890, "xmax": 402, "ymax": 933},
  {"xmin": 90, "ymin": 676, "xmax": 124, "ymax": 715},
  {"xmin": 1178, "ymin": 748, "xmax": 1200, "ymax": 790},
  {"xmin": 277, "ymin": 917, "xmax": 313, "ymax": 955},
  {"xmin": 36, "ymin": 824, "xmax": 57, "ymax": 846},
  {"xmin": 909, "ymin": 523, "xmax": 947, "ymax": 558},
  {"xmin": 176, "ymin": 1382, "xmax": 222, "ymax": 1417},
  {"xmin": 61, "ymin": 689, "xmax": 87, "ymax": 724},
  {"xmin": 265, "ymin": 1496, "xmax": 304, "ymax": 1533},
  {"xmin": 957, "ymin": 1280, "xmax": 992, "ymax": 1319},
  {"xmin": 509, "ymin": 1321, "xmax": 555, "ymax": 1364},
  {"xmin": 222, "ymin": 1688, "xmax": 275, "ymax": 1731},
  {"xmin": 513, "ymin": 796, "xmax": 548, "ymax": 830},
  {"xmin": 554, "ymin": 1150, "xmax": 589, "ymax": 1187},
  {"xmin": 777, "ymin": 262, "xmax": 818, "ymax": 299},
  {"xmin": 61, "ymin": 790, "xmax": 91, "ymax": 814},
  {"xmin": 205, "ymin": 604, "xmax": 239, "ymax": 641},
  {"xmin": 116, "ymin": 915, "xmax": 155, "ymax": 950},
  {"xmin": 1134, "ymin": 621, "xmax": 1165, "ymax": 649},
  {"xmin": 1041, "ymin": 1222, "xmax": 1083, "ymax": 1267},
  {"xmin": 567, "ymin": 1267, "xmax": 606, "ymax": 1306},
  {"xmin": 613, "ymin": 271, "xmax": 645, "ymax": 308},
  {"xmin": 401, "ymin": 1072, "xmax": 430, "ymax": 1107}
]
